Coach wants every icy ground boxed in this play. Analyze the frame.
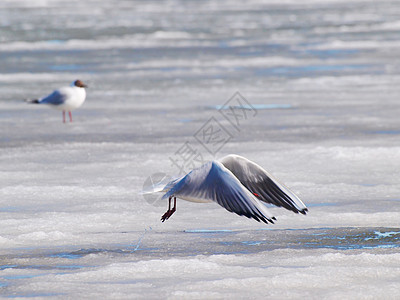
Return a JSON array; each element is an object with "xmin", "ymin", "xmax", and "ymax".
[{"xmin": 0, "ymin": 0, "xmax": 400, "ymax": 298}]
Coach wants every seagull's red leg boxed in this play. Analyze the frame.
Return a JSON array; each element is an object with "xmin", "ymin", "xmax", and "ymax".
[
  {"xmin": 161, "ymin": 197, "xmax": 172, "ymax": 222},
  {"xmin": 170, "ymin": 197, "xmax": 176, "ymax": 215},
  {"xmin": 63, "ymin": 111, "xmax": 66, "ymax": 123},
  {"xmin": 69, "ymin": 111, "xmax": 73, "ymax": 122},
  {"xmin": 161, "ymin": 197, "xmax": 177, "ymax": 222}
]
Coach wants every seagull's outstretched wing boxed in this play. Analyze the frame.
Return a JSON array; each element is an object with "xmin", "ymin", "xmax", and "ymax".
[
  {"xmin": 219, "ymin": 154, "xmax": 308, "ymax": 214},
  {"xmin": 162, "ymin": 161, "xmax": 276, "ymax": 224}
]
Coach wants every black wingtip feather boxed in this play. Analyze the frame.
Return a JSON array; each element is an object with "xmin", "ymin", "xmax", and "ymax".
[
  {"xmin": 248, "ymin": 178, "xmax": 306, "ymax": 215},
  {"xmin": 300, "ymin": 208, "xmax": 308, "ymax": 215}
]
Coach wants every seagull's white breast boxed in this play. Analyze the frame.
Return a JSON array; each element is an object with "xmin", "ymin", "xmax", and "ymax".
[{"xmin": 54, "ymin": 86, "xmax": 86, "ymax": 111}]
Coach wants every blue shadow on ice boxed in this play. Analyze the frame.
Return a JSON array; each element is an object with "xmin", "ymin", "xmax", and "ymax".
[
  {"xmin": 0, "ymin": 206, "xmax": 20, "ymax": 212},
  {"xmin": 306, "ymin": 202, "xmax": 337, "ymax": 208},
  {"xmin": 184, "ymin": 229, "xmax": 234, "ymax": 233},
  {"xmin": 367, "ymin": 130, "xmax": 400, "ymax": 135},
  {"xmin": 49, "ymin": 245, "xmax": 158, "ymax": 260},
  {"xmin": 303, "ymin": 48, "xmax": 359, "ymax": 58},
  {"xmin": 46, "ymin": 40, "xmax": 65, "ymax": 44},
  {"xmin": 209, "ymin": 104, "xmax": 292, "ymax": 110},
  {"xmin": 3, "ymin": 275, "xmax": 38, "ymax": 280},
  {"xmin": 5, "ymin": 293, "xmax": 64, "ymax": 298},
  {"xmin": 0, "ymin": 264, "xmax": 84, "ymax": 271},
  {"xmin": 256, "ymin": 64, "xmax": 370, "ymax": 77},
  {"xmin": 50, "ymin": 64, "xmax": 82, "ymax": 71}
]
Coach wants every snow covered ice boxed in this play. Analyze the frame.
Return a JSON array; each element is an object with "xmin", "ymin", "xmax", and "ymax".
[{"xmin": 0, "ymin": 0, "xmax": 400, "ymax": 298}]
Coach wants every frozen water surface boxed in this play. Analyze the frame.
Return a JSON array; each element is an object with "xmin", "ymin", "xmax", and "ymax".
[{"xmin": 1, "ymin": 0, "xmax": 400, "ymax": 298}]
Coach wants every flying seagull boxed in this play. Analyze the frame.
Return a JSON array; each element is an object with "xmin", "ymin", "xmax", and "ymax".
[
  {"xmin": 146, "ymin": 154, "xmax": 308, "ymax": 224},
  {"xmin": 27, "ymin": 80, "xmax": 87, "ymax": 123}
]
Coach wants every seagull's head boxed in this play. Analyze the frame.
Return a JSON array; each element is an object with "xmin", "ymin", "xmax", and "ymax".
[{"xmin": 72, "ymin": 79, "xmax": 88, "ymax": 88}]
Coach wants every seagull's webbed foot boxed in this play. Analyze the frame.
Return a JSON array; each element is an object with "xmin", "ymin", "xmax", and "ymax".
[
  {"xmin": 161, "ymin": 197, "xmax": 176, "ymax": 222},
  {"xmin": 161, "ymin": 209, "xmax": 174, "ymax": 222}
]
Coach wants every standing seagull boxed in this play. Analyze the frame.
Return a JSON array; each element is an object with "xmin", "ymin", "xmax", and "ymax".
[
  {"xmin": 146, "ymin": 154, "xmax": 308, "ymax": 224},
  {"xmin": 28, "ymin": 80, "xmax": 87, "ymax": 123}
]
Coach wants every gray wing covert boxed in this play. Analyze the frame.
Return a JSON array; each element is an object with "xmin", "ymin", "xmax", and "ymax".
[
  {"xmin": 39, "ymin": 90, "xmax": 67, "ymax": 105},
  {"xmin": 220, "ymin": 155, "xmax": 308, "ymax": 214}
]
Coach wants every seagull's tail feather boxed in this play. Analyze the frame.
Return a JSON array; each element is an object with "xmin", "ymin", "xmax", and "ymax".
[
  {"xmin": 141, "ymin": 181, "xmax": 168, "ymax": 195},
  {"xmin": 25, "ymin": 99, "xmax": 40, "ymax": 104},
  {"xmin": 141, "ymin": 177, "xmax": 180, "ymax": 195}
]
